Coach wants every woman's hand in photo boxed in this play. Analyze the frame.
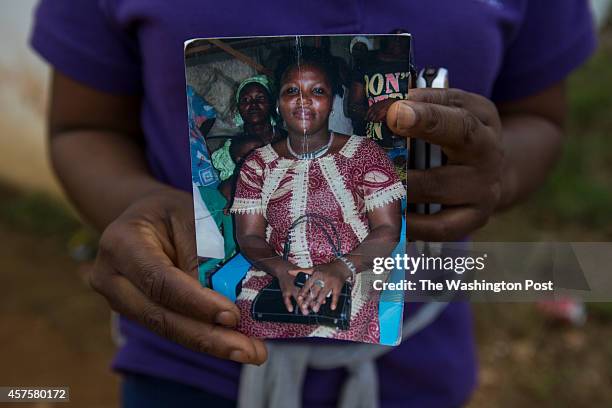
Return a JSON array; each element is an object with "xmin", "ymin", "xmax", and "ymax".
[
  {"xmin": 296, "ymin": 263, "xmax": 351, "ymax": 315},
  {"xmin": 387, "ymin": 88, "xmax": 503, "ymax": 241},
  {"xmin": 277, "ymin": 269, "xmax": 305, "ymax": 313},
  {"xmin": 366, "ymin": 98, "xmax": 398, "ymax": 122},
  {"xmin": 89, "ymin": 188, "xmax": 267, "ymax": 365}
]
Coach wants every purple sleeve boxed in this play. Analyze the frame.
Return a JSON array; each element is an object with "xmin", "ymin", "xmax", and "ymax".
[
  {"xmin": 491, "ymin": 0, "xmax": 597, "ymax": 102},
  {"xmin": 30, "ymin": 0, "xmax": 142, "ymax": 94}
]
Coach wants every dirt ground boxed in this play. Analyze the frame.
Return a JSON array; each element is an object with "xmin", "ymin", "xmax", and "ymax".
[
  {"xmin": 0, "ymin": 225, "xmax": 118, "ymax": 408},
  {"xmin": 468, "ymin": 213, "xmax": 612, "ymax": 407}
]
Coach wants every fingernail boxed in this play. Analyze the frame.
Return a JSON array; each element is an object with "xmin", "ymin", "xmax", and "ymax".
[
  {"xmin": 215, "ymin": 311, "xmax": 237, "ymax": 327},
  {"xmin": 395, "ymin": 103, "xmax": 416, "ymax": 131},
  {"xmin": 230, "ymin": 350, "xmax": 246, "ymax": 363}
]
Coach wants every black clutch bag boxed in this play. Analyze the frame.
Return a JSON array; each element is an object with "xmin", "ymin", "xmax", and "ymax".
[{"xmin": 251, "ymin": 272, "xmax": 351, "ymax": 330}]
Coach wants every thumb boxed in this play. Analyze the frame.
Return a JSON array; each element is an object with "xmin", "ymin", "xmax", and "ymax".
[{"xmin": 386, "ymin": 100, "xmax": 418, "ymax": 137}]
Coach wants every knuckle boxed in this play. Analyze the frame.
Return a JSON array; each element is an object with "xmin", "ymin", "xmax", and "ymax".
[
  {"xmin": 481, "ymin": 97, "xmax": 497, "ymax": 114},
  {"xmin": 100, "ymin": 220, "xmax": 129, "ymax": 247},
  {"xmin": 426, "ymin": 170, "xmax": 445, "ymax": 201},
  {"xmin": 417, "ymin": 88, "xmax": 451, "ymax": 106},
  {"xmin": 87, "ymin": 259, "xmax": 124, "ymax": 311},
  {"xmin": 139, "ymin": 263, "xmax": 167, "ymax": 303},
  {"xmin": 89, "ymin": 252, "xmax": 119, "ymax": 296},
  {"xmin": 483, "ymin": 126, "xmax": 503, "ymax": 150},
  {"xmin": 87, "ymin": 272, "xmax": 122, "ymax": 313},
  {"xmin": 88, "ymin": 266, "xmax": 105, "ymax": 293},
  {"xmin": 484, "ymin": 100, "xmax": 502, "ymax": 128},
  {"xmin": 141, "ymin": 305, "xmax": 168, "ymax": 337},
  {"xmin": 192, "ymin": 332, "xmax": 215, "ymax": 355},
  {"xmin": 460, "ymin": 110, "xmax": 479, "ymax": 146},
  {"xmin": 98, "ymin": 221, "xmax": 135, "ymax": 263},
  {"xmin": 447, "ymin": 89, "xmax": 464, "ymax": 107},
  {"xmin": 409, "ymin": 170, "xmax": 428, "ymax": 198},
  {"xmin": 97, "ymin": 229, "xmax": 119, "ymax": 262},
  {"xmin": 421, "ymin": 105, "xmax": 446, "ymax": 136}
]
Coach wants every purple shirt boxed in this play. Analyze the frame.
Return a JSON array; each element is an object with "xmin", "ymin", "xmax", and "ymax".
[{"xmin": 31, "ymin": 1, "xmax": 595, "ymax": 406}]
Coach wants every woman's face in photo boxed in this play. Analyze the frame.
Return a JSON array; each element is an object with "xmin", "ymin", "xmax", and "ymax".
[
  {"xmin": 278, "ymin": 64, "xmax": 333, "ymax": 136},
  {"xmin": 237, "ymin": 83, "xmax": 272, "ymax": 126}
]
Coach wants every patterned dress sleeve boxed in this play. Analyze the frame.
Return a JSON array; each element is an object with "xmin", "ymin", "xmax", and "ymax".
[
  {"xmin": 229, "ymin": 150, "xmax": 266, "ymax": 215},
  {"xmin": 359, "ymin": 139, "xmax": 406, "ymax": 212}
]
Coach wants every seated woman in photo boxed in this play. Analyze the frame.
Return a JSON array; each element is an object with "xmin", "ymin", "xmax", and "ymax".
[{"xmin": 230, "ymin": 48, "xmax": 405, "ymax": 343}]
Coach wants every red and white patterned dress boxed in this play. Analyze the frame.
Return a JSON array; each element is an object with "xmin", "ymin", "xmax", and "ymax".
[{"xmin": 230, "ymin": 135, "xmax": 405, "ymax": 343}]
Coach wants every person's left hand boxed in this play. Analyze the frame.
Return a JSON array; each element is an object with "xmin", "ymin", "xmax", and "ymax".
[
  {"xmin": 295, "ymin": 262, "xmax": 351, "ymax": 315},
  {"xmin": 366, "ymin": 98, "xmax": 398, "ymax": 122},
  {"xmin": 386, "ymin": 88, "xmax": 503, "ymax": 241}
]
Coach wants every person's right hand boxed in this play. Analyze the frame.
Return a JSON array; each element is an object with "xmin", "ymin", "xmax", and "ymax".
[
  {"xmin": 296, "ymin": 263, "xmax": 349, "ymax": 315},
  {"xmin": 386, "ymin": 89, "xmax": 503, "ymax": 241},
  {"xmin": 278, "ymin": 269, "xmax": 308, "ymax": 312},
  {"xmin": 89, "ymin": 187, "xmax": 267, "ymax": 365}
]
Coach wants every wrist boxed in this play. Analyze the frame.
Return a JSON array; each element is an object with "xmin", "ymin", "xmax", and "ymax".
[
  {"xmin": 267, "ymin": 261, "xmax": 295, "ymax": 278},
  {"xmin": 334, "ymin": 256, "xmax": 356, "ymax": 282},
  {"xmin": 133, "ymin": 181, "xmax": 181, "ymax": 200}
]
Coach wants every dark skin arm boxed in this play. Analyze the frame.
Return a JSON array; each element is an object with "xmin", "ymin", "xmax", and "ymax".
[
  {"xmin": 49, "ymin": 71, "xmax": 266, "ymax": 365},
  {"xmin": 495, "ymin": 84, "xmax": 566, "ymax": 209}
]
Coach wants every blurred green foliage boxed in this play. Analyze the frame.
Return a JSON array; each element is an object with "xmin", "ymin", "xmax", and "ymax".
[
  {"xmin": 569, "ymin": 38, "xmax": 612, "ymax": 130},
  {"xmin": 587, "ymin": 301, "xmax": 612, "ymax": 321},
  {"xmin": 528, "ymin": 29, "xmax": 612, "ymax": 231},
  {"xmin": 0, "ymin": 185, "xmax": 79, "ymax": 240}
]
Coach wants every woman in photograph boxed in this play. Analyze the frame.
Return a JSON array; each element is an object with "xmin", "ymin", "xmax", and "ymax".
[
  {"xmin": 230, "ymin": 48, "xmax": 405, "ymax": 342},
  {"xmin": 212, "ymin": 75, "xmax": 286, "ymax": 182}
]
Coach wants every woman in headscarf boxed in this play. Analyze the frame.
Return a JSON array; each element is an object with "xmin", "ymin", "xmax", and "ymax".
[{"xmin": 211, "ymin": 75, "xmax": 286, "ymax": 184}]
